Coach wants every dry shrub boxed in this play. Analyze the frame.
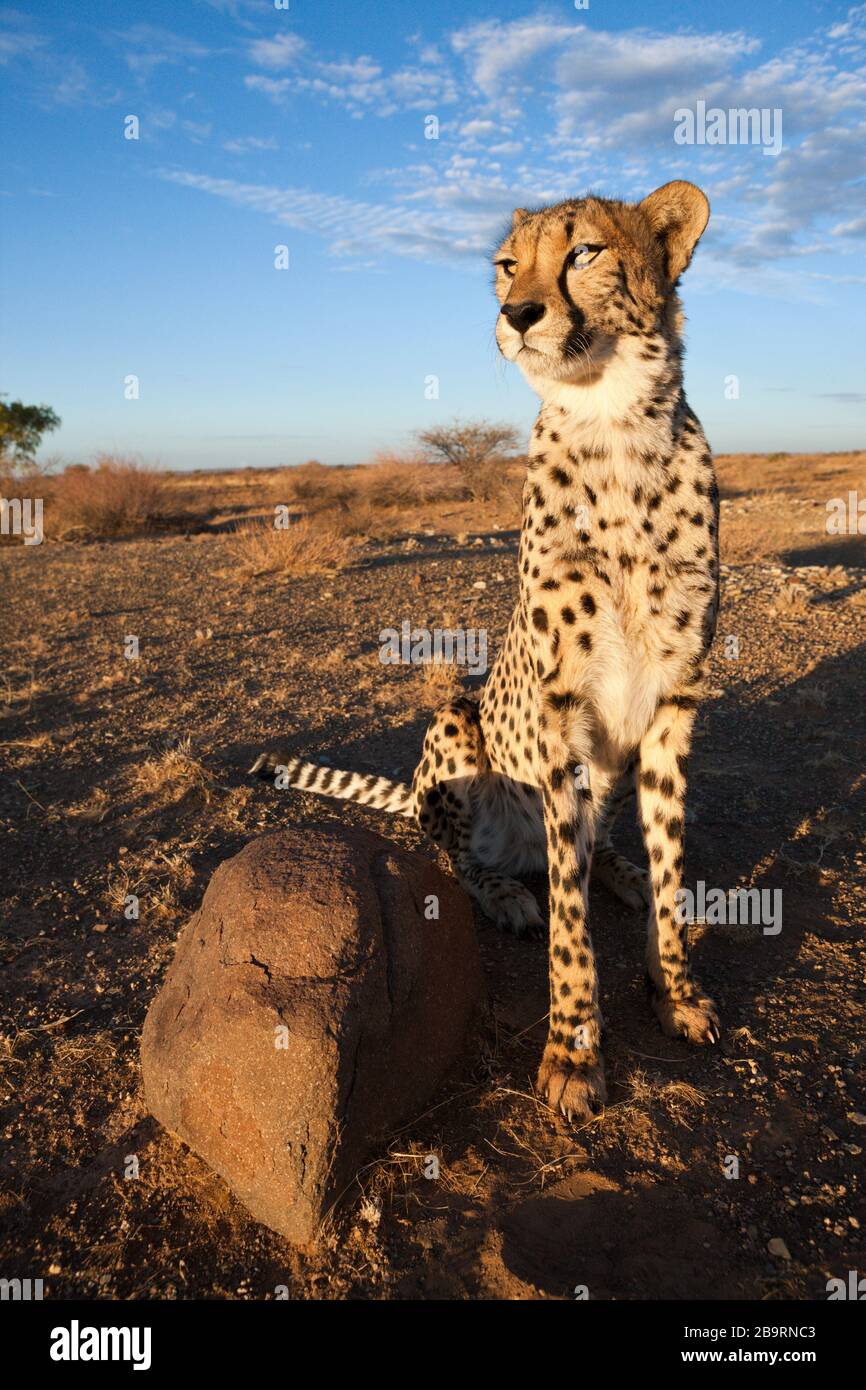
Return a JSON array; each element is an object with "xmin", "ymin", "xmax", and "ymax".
[
  {"xmin": 359, "ymin": 453, "xmax": 466, "ymax": 508},
  {"xmin": 379, "ymin": 449, "xmax": 507, "ymax": 506},
  {"xmin": 275, "ymin": 454, "xmax": 468, "ymax": 522},
  {"xmin": 279, "ymin": 461, "xmax": 355, "ymax": 513},
  {"xmin": 50, "ymin": 455, "xmax": 171, "ymax": 536},
  {"xmin": 414, "ymin": 420, "xmax": 523, "ymax": 503},
  {"xmin": 224, "ymin": 515, "xmax": 350, "ymax": 578},
  {"xmin": 326, "ymin": 499, "xmax": 383, "ymax": 540}
]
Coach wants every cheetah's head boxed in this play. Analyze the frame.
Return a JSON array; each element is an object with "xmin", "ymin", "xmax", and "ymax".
[{"xmin": 493, "ymin": 181, "xmax": 709, "ymax": 393}]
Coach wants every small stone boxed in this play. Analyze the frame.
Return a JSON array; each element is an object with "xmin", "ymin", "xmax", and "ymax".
[
  {"xmin": 848, "ymin": 1112, "xmax": 866, "ymax": 1126},
  {"xmin": 768, "ymin": 1237, "xmax": 792, "ymax": 1261}
]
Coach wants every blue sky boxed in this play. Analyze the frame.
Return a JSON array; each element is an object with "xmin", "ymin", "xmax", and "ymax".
[{"xmin": 1, "ymin": 0, "xmax": 864, "ymax": 470}]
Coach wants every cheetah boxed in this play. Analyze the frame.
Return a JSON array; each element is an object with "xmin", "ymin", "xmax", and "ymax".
[{"xmin": 251, "ymin": 181, "xmax": 721, "ymax": 1123}]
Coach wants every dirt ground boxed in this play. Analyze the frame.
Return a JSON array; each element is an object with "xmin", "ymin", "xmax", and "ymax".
[{"xmin": 1, "ymin": 451, "xmax": 864, "ymax": 1300}]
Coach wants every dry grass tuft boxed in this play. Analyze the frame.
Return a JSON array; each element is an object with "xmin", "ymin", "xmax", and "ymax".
[
  {"xmin": 792, "ymin": 681, "xmax": 828, "ymax": 712},
  {"xmin": 133, "ymin": 737, "xmax": 214, "ymax": 802},
  {"xmin": 416, "ymin": 656, "xmax": 462, "ymax": 705},
  {"xmin": 51, "ymin": 1030, "xmax": 119, "ymax": 1079},
  {"xmin": 1, "ymin": 669, "xmax": 42, "ymax": 710},
  {"xmin": 771, "ymin": 580, "xmax": 810, "ymax": 617},
  {"xmin": 1, "ymin": 731, "xmax": 55, "ymax": 751},
  {"xmin": 325, "ymin": 499, "xmax": 384, "ymax": 540},
  {"xmin": 623, "ymin": 1068, "xmax": 707, "ymax": 1128},
  {"xmin": 105, "ymin": 845, "xmax": 197, "ymax": 924},
  {"xmin": 66, "ymin": 787, "xmax": 112, "ymax": 823},
  {"xmin": 223, "ymin": 516, "xmax": 351, "ymax": 578},
  {"xmin": 49, "ymin": 456, "xmax": 172, "ymax": 537}
]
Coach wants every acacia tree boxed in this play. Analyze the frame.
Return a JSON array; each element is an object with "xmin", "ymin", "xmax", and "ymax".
[
  {"xmin": 0, "ymin": 396, "xmax": 61, "ymax": 471},
  {"xmin": 414, "ymin": 418, "xmax": 521, "ymax": 501}
]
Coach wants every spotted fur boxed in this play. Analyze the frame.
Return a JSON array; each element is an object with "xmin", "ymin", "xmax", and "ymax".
[{"xmin": 251, "ymin": 181, "xmax": 721, "ymax": 1124}]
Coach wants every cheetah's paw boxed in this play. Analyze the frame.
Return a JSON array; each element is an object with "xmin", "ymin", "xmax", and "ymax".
[
  {"xmin": 594, "ymin": 858, "xmax": 651, "ymax": 912},
  {"xmin": 494, "ymin": 887, "xmax": 544, "ymax": 939},
  {"xmin": 537, "ymin": 1044, "xmax": 607, "ymax": 1123},
  {"xmin": 653, "ymin": 989, "xmax": 721, "ymax": 1045}
]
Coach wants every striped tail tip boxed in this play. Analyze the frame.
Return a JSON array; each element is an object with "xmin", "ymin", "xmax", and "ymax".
[
  {"xmin": 247, "ymin": 750, "xmax": 415, "ymax": 817},
  {"xmin": 249, "ymin": 751, "xmax": 281, "ymax": 778}
]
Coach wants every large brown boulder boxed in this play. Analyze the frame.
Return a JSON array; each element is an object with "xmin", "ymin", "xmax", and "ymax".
[{"xmin": 141, "ymin": 823, "xmax": 485, "ymax": 1245}]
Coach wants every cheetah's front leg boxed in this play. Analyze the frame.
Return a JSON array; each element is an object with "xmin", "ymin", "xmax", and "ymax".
[
  {"xmin": 536, "ymin": 733, "xmax": 612, "ymax": 1122},
  {"xmin": 637, "ymin": 699, "xmax": 720, "ymax": 1045}
]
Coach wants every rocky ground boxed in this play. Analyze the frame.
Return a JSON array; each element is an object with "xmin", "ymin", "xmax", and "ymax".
[{"xmin": 1, "ymin": 452, "xmax": 864, "ymax": 1299}]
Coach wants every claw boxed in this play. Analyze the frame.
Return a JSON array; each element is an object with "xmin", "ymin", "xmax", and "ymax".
[
  {"xmin": 652, "ymin": 989, "xmax": 721, "ymax": 1046},
  {"xmin": 538, "ymin": 1045, "xmax": 607, "ymax": 1124}
]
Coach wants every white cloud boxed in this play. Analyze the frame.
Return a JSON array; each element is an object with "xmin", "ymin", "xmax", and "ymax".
[
  {"xmin": 0, "ymin": 14, "xmax": 45, "ymax": 65},
  {"xmin": 0, "ymin": 11, "xmax": 119, "ymax": 104},
  {"xmin": 243, "ymin": 42, "xmax": 457, "ymax": 116},
  {"xmin": 247, "ymin": 32, "xmax": 305, "ymax": 70},
  {"xmin": 451, "ymin": 18, "xmax": 571, "ymax": 98},
  {"xmin": 244, "ymin": 73, "xmax": 291, "ymax": 103},
  {"xmin": 460, "ymin": 119, "xmax": 497, "ymax": 139},
  {"xmin": 182, "ymin": 119, "xmax": 212, "ymax": 143},
  {"xmin": 223, "ymin": 134, "xmax": 279, "ymax": 154},
  {"xmin": 158, "ymin": 167, "xmax": 515, "ymax": 263},
  {"xmin": 115, "ymin": 24, "xmax": 212, "ymax": 78},
  {"xmin": 832, "ymin": 213, "xmax": 866, "ymax": 237},
  {"xmin": 283, "ymin": 62, "xmax": 457, "ymax": 116}
]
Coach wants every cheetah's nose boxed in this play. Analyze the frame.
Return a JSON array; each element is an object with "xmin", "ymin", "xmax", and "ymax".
[{"xmin": 501, "ymin": 300, "xmax": 546, "ymax": 335}]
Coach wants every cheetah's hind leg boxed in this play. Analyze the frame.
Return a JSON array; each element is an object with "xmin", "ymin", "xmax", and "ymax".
[
  {"xmin": 453, "ymin": 854, "xmax": 545, "ymax": 938},
  {"xmin": 413, "ymin": 698, "xmax": 544, "ymax": 938},
  {"xmin": 590, "ymin": 769, "xmax": 650, "ymax": 911}
]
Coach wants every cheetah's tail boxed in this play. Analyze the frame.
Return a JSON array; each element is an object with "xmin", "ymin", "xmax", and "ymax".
[{"xmin": 248, "ymin": 751, "xmax": 414, "ymax": 817}]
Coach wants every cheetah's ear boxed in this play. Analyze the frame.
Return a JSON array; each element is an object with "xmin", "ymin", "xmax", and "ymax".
[
  {"xmin": 511, "ymin": 207, "xmax": 529, "ymax": 230},
  {"xmin": 638, "ymin": 181, "xmax": 709, "ymax": 283}
]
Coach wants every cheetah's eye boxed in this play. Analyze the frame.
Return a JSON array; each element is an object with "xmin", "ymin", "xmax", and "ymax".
[
  {"xmin": 495, "ymin": 258, "xmax": 517, "ymax": 278},
  {"xmin": 569, "ymin": 244, "xmax": 605, "ymax": 269}
]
